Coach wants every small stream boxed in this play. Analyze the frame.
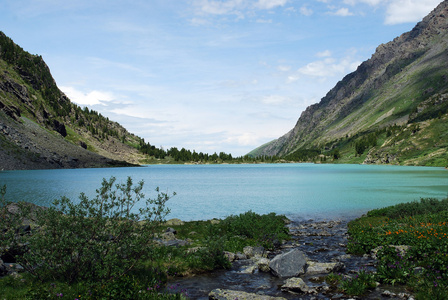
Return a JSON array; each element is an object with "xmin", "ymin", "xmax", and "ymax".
[{"xmin": 167, "ymin": 218, "xmax": 411, "ymax": 299}]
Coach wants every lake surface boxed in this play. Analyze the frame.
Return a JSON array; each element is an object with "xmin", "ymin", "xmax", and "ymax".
[{"xmin": 1, "ymin": 164, "xmax": 447, "ymax": 221}]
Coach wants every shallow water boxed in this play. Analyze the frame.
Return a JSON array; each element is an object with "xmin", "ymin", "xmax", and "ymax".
[{"xmin": 166, "ymin": 219, "xmax": 406, "ymax": 299}]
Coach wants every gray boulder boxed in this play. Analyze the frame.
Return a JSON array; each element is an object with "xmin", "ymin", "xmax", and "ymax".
[
  {"xmin": 269, "ymin": 248, "xmax": 307, "ymax": 278},
  {"xmin": 209, "ymin": 289, "xmax": 287, "ymax": 300},
  {"xmin": 306, "ymin": 261, "xmax": 345, "ymax": 275},
  {"xmin": 281, "ymin": 277, "xmax": 316, "ymax": 294}
]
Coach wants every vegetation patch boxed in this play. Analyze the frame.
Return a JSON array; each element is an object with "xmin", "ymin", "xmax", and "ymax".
[
  {"xmin": 346, "ymin": 197, "xmax": 448, "ymax": 299},
  {"xmin": 0, "ymin": 178, "xmax": 289, "ymax": 299}
]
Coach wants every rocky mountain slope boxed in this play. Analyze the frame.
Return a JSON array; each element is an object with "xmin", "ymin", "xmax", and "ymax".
[
  {"xmin": 250, "ymin": 0, "xmax": 448, "ymax": 166},
  {"xmin": 0, "ymin": 32, "xmax": 150, "ymax": 170}
]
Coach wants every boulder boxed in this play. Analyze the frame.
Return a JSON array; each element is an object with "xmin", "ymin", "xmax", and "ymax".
[
  {"xmin": 281, "ymin": 277, "xmax": 316, "ymax": 294},
  {"xmin": 243, "ymin": 246, "xmax": 266, "ymax": 258},
  {"xmin": 240, "ymin": 265, "xmax": 257, "ymax": 274},
  {"xmin": 269, "ymin": 249, "xmax": 307, "ymax": 278},
  {"xmin": 165, "ymin": 227, "xmax": 177, "ymax": 235},
  {"xmin": 371, "ymin": 245, "xmax": 411, "ymax": 259},
  {"xmin": 257, "ymin": 257, "xmax": 271, "ymax": 272},
  {"xmin": 223, "ymin": 251, "xmax": 236, "ymax": 262},
  {"xmin": 209, "ymin": 289, "xmax": 287, "ymax": 300},
  {"xmin": 306, "ymin": 261, "xmax": 345, "ymax": 275},
  {"xmin": 165, "ymin": 218, "xmax": 184, "ymax": 226}
]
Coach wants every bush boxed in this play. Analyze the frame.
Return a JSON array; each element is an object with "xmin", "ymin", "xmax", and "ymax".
[
  {"xmin": 15, "ymin": 176, "xmax": 174, "ymax": 284},
  {"xmin": 218, "ymin": 211, "xmax": 289, "ymax": 250}
]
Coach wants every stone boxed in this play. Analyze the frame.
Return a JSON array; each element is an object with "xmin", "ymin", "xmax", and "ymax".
[
  {"xmin": 371, "ymin": 245, "xmax": 411, "ymax": 259},
  {"xmin": 243, "ymin": 246, "xmax": 266, "ymax": 258},
  {"xmin": 165, "ymin": 227, "xmax": 177, "ymax": 234},
  {"xmin": 223, "ymin": 251, "xmax": 235, "ymax": 262},
  {"xmin": 269, "ymin": 248, "xmax": 307, "ymax": 278},
  {"xmin": 209, "ymin": 289, "xmax": 287, "ymax": 300},
  {"xmin": 165, "ymin": 218, "xmax": 184, "ymax": 226},
  {"xmin": 306, "ymin": 261, "xmax": 345, "ymax": 275},
  {"xmin": 281, "ymin": 277, "xmax": 316, "ymax": 294},
  {"xmin": 257, "ymin": 258, "xmax": 271, "ymax": 272},
  {"xmin": 161, "ymin": 232, "xmax": 176, "ymax": 241},
  {"xmin": 240, "ymin": 264, "xmax": 257, "ymax": 274},
  {"xmin": 235, "ymin": 252, "xmax": 247, "ymax": 260}
]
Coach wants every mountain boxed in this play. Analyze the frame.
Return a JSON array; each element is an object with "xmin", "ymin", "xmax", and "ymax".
[
  {"xmin": 250, "ymin": 0, "xmax": 448, "ymax": 167},
  {"xmin": 0, "ymin": 31, "xmax": 149, "ymax": 170}
]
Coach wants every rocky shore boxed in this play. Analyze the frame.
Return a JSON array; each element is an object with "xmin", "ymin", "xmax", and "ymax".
[
  {"xmin": 168, "ymin": 219, "xmax": 414, "ymax": 300},
  {"xmin": 1, "ymin": 205, "xmax": 414, "ymax": 299}
]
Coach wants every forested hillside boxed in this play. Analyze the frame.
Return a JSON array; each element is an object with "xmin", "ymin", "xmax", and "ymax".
[{"xmin": 0, "ymin": 31, "xmax": 150, "ymax": 169}]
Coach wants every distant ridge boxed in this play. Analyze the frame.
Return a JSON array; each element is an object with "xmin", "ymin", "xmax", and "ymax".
[{"xmin": 250, "ymin": 0, "xmax": 448, "ymax": 166}]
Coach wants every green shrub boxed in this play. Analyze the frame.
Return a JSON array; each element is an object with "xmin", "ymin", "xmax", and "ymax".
[
  {"xmin": 218, "ymin": 211, "xmax": 289, "ymax": 250},
  {"xmin": 15, "ymin": 176, "xmax": 174, "ymax": 284},
  {"xmin": 341, "ymin": 269, "xmax": 376, "ymax": 296}
]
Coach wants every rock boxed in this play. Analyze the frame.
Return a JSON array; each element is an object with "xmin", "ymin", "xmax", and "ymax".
[
  {"xmin": 210, "ymin": 219, "xmax": 220, "ymax": 225},
  {"xmin": 240, "ymin": 265, "xmax": 257, "ymax": 274},
  {"xmin": 161, "ymin": 232, "xmax": 176, "ymax": 241},
  {"xmin": 371, "ymin": 245, "xmax": 411, "ymax": 259},
  {"xmin": 223, "ymin": 251, "xmax": 235, "ymax": 262},
  {"xmin": 165, "ymin": 227, "xmax": 177, "ymax": 235},
  {"xmin": 269, "ymin": 248, "xmax": 307, "ymax": 278},
  {"xmin": 243, "ymin": 246, "xmax": 266, "ymax": 258},
  {"xmin": 209, "ymin": 289, "xmax": 287, "ymax": 300},
  {"xmin": 165, "ymin": 218, "xmax": 184, "ymax": 226},
  {"xmin": 306, "ymin": 261, "xmax": 345, "ymax": 275},
  {"xmin": 79, "ymin": 141, "xmax": 87, "ymax": 149},
  {"xmin": 257, "ymin": 258, "xmax": 271, "ymax": 272},
  {"xmin": 281, "ymin": 277, "xmax": 316, "ymax": 294},
  {"xmin": 235, "ymin": 252, "xmax": 246, "ymax": 260}
]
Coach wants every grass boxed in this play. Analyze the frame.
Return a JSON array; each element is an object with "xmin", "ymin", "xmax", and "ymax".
[
  {"xmin": 0, "ymin": 211, "xmax": 289, "ymax": 299},
  {"xmin": 346, "ymin": 197, "xmax": 448, "ymax": 299}
]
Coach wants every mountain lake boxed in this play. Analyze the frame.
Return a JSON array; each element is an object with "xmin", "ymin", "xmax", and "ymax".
[{"xmin": 1, "ymin": 163, "xmax": 447, "ymax": 222}]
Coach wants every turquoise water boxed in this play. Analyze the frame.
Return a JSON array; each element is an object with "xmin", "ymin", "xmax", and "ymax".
[{"xmin": 0, "ymin": 164, "xmax": 447, "ymax": 221}]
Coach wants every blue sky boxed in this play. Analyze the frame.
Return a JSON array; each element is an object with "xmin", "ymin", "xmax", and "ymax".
[{"xmin": 0, "ymin": 0, "xmax": 443, "ymax": 156}]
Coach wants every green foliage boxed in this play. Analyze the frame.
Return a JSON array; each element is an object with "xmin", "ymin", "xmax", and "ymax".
[
  {"xmin": 354, "ymin": 132, "xmax": 378, "ymax": 156},
  {"xmin": 341, "ymin": 269, "xmax": 377, "ymax": 296},
  {"xmin": 218, "ymin": 211, "xmax": 289, "ymax": 250},
  {"xmin": 347, "ymin": 197, "xmax": 448, "ymax": 298},
  {"xmin": 284, "ymin": 149, "xmax": 321, "ymax": 162},
  {"xmin": 375, "ymin": 246, "xmax": 414, "ymax": 285},
  {"xmin": 185, "ymin": 236, "xmax": 231, "ymax": 271},
  {"xmin": 16, "ymin": 177, "xmax": 173, "ymax": 283},
  {"xmin": 367, "ymin": 198, "xmax": 448, "ymax": 219}
]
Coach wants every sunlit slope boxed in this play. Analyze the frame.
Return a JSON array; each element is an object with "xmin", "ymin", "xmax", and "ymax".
[{"xmin": 250, "ymin": 1, "xmax": 448, "ymax": 166}]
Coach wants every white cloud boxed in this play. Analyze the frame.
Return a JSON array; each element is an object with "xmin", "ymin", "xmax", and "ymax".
[
  {"xmin": 60, "ymin": 86, "xmax": 116, "ymax": 106},
  {"xmin": 192, "ymin": 0, "xmax": 289, "ymax": 18},
  {"xmin": 255, "ymin": 0, "xmax": 289, "ymax": 10},
  {"xmin": 260, "ymin": 95, "xmax": 290, "ymax": 105},
  {"xmin": 277, "ymin": 65, "xmax": 291, "ymax": 72},
  {"xmin": 343, "ymin": 0, "xmax": 385, "ymax": 5},
  {"xmin": 298, "ymin": 56, "xmax": 361, "ymax": 78},
  {"xmin": 225, "ymin": 132, "xmax": 262, "ymax": 146},
  {"xmin": 328, "ymin": 7, "xmax": 354, "ymax": 16},
  {"xmin": 193, "ymin": 0, "xmax": 246, "ymax": 16},
  {"xmin": 300, "ymin": 5, "xmax": 313, "ymax": 16},
  {"xmin": 385, "ymin": 0, "xmax": 441, "ymax": 25},
  {"xmin": 316, "ymin": 50, "xmax": 332, "ymax": 57},
  {"xmin": 342, "ymin": 0, "xmax": 441, "ymax": 24}
]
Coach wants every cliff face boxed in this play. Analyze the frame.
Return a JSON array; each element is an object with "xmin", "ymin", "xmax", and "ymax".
[
  {"xmin": 251, "ymin": 1, "xmax": 448, "ymax": 165},
  {"xmin": 0, "ymin": 32, "xmax": 146, "ymax": 170}
]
